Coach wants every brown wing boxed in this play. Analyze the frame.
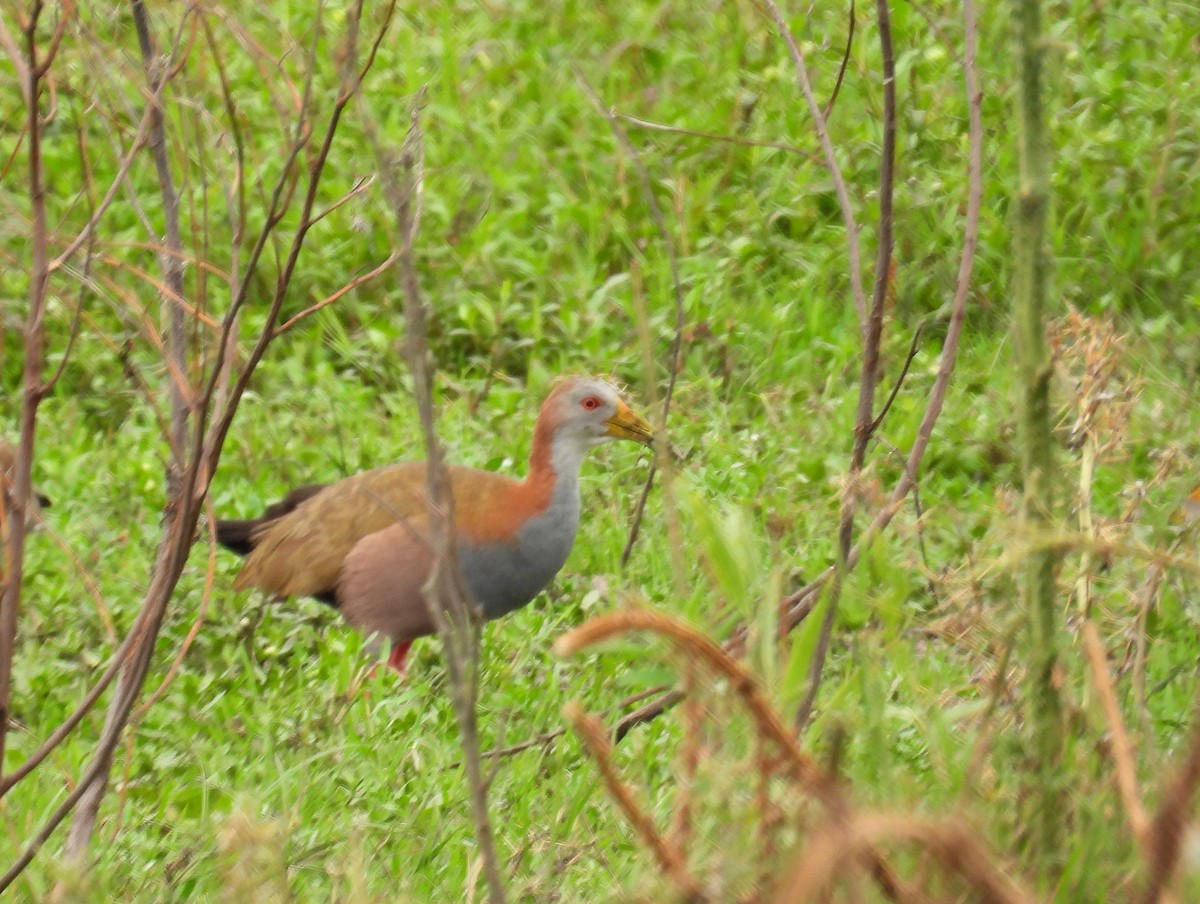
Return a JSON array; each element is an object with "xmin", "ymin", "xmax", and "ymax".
[{"xmin": 233, "ymin": 463, "xmax": 429, "ymax": 599}]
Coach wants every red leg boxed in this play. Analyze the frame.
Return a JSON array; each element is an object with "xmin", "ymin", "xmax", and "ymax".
[{"xmin": 387, "ymin": 639, "xmax": 413, "ymax": 675}]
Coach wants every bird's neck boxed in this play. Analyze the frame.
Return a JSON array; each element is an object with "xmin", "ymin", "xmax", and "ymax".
[{"xmin": 524, "ymin": 417, "xmax": 587, "ymax": 512}]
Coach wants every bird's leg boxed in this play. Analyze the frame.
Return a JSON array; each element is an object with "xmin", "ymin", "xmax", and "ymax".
[{"xmin": 387, "ymin": 639, "xmax": 413, "ymax": 674}]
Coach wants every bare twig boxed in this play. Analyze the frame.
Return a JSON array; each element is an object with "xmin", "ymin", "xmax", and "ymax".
[
  {"xmin": 869, "ymin": 321, "xmax": 924, "ymax": 435},
  {"xmin": 773, "ymin": 813, "xmax": 1035, "ymax": 904},
  {"xmin": 793, "ymin": 0, "xmax": 896, "ymax": 734},
  {"xmin": 60, "ymin": 5, "xmax": 205, "ymax": 864},
  {"xmin": 0, "ymin": 14, "xmax": 31, "ymax": 107},
  {"xmin": 822, "ymin": 0, "xmax": 856, "ymax": 122},
  {"xmin": 358, "ymin": 20, "xmax": 506, "ymax": 895},
  {"xmin": 131, "ymin": 0, "xmax": 190, "ymax": 488},
  {"xmin": 572, "ymin": 69, "xmax": 685, "ymax": 570},
  {"xmin": 2, "ymin": 3, "xmax": 395, "ymax": 882},
  {"xmin": 761, "ymin": 0, "xmax": 868, "ymax": 328},
  {"xmin": 0, "ymin": 0, "xmax": 67, "ymax": 783},
  {"xmin": 272, "ymin": 251, "xmax": 399, "ymax": 337},
  {"xmin": 557, "ymin": 610, "xmax": 834, "ymax": 797},
  {"xmin": 557, "ymin": 609, "xmax": 906, "ymax": 902},
  {"xmin": 1083, "ymin": 623, "xmax": 1150, "ymax": 855},
  {"xmin": 780, "ymin": 0, "xmax": 984, "ymax": 635},
  {"xmin": 614, "ymin": 111, "xmax": 817, "ymax": 159}
]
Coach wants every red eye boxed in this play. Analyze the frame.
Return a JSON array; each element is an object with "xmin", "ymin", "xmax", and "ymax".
[{"xmin": 582, "ymin": 396, "xmax": 600, "ymax": 410}]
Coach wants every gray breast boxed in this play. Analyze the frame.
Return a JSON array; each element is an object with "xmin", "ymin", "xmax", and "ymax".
[{"xmin": 458, "ymin": 480, "xmax": 580, "ymax": 620}]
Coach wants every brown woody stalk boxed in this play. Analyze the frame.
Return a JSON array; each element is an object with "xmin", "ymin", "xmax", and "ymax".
[
  {"xmin": 1082, "ymin": 623, "xmax": 1150, "ymax": 856},
  {"xmin": 131, "ymin": 0, "xmax": 189, "ymax": 487},
  {"xmin": 780, "ymin": 0, "xmax": 984, "ymax": 633},
  {"xmin": 793, "ymin": 0, "xmax": 897, "ymax": 734},
  {"xmin": 1, "ymin": 5, "xmax": 394, "ymax": 887},
  {"xmin": 57, "ymin": 1, "xmax": 197, "ymax": 859},
  {"xmin": 773, "ymin": 813, "xmax": 1035, "ymax": 904},
  {"xmin": 355, "ymin": 29, "xmax": 506, "ymax": 898},
  {"xmin": 556, "ymin": 610, "xmax": 906, "ymax": 901},
  {"xmin": 1138, "ymin": 698, "xmax": 1200, "ymax": 904},
  {"xmin": 558, "ymin": 610, "xmax": 833, "ymax": 798},
  {"xmin": 0, "ymin": 0, "xmax": 73, "ymax": 786},
  {"xmin": 761, "ymin": 0, "xmax": 868, "ymax": 329},
  {"xmin": 566, "ymin": 702, "xmax": 706, "ymax": 902}
]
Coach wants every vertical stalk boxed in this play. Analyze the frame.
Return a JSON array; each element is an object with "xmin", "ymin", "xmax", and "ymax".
[
  {"xmin": 0, "ymin": 0, "xmax": 50, "ymax": 782},
  {"xmin": 131, "ymin": 0, "xmax": 189, "ymax": 492},
  {"xmin": 1012, "ymin": 0, "xmax": 1063, "ymax": 856}
]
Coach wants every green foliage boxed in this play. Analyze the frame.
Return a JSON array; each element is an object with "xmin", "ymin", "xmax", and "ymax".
[{"xmin": 2, "ymin": 0, "xmax": 1200, "ymax": 901}]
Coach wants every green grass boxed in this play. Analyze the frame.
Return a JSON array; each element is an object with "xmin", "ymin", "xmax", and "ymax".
[{"xmin": 3, "ymin": 0, "xmax": 1200, "ymax": 900}]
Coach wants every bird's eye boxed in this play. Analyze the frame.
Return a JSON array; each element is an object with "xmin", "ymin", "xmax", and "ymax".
[{"xmin": 582, "ymin": 396, "xmax": 601, "ymax": 411}]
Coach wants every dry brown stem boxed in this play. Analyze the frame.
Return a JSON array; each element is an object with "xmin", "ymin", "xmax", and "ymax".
[
  {"xmin": 1084, "ymin": 617, "xmax": 1148, "ymax": 845},
  {"xmin": 773, "ymin": 813, "xmax": 1035, "ymax": 904},
  {"xmin": 780, "ymin": 0, "xmax": 984, "ymax": 634},
  {"xmin": 355, "ymin": 6, "xmax": 505, "ymax": 892},
  {"xmin": 793, "ymin": 0, "xmax": 897, "ymax": 734},
  {"xmin": 558, "ymin": 610, "xmax": 833, "ymax": 799},
  {"xmin": 614, "ymin": 110, "xmax": 818, "ymax": 159},
  {"xmin": 760, "ymin": 0, "xmax": 867, "ymax": 328},
  {"xmin": 565, "ymin": 702, "xmax": 706, "ymax": 902},
  {"xmin": 557, "ymin": 609, "xmax": 907, "ymax": 902},
  {"xmin": 1139, "ymin": 698, "xmax": 1200, "ymax": 904},
  {"xmin": 1, "ymin": 3, "xmax": 396, "ymax": 886}
]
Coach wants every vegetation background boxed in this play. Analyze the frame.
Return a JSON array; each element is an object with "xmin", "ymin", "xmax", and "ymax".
[{"xmin": 2, "ymin": 0, "xmax": 1200, "ymax": 900}]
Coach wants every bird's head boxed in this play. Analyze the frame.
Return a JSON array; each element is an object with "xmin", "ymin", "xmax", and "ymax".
[{"xmin": 535, "ymin": 377, "xmax": 653, "ymax": 473}]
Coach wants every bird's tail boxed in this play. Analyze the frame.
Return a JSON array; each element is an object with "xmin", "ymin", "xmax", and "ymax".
[
  {"xmin": 214, "ymin": 518, "xmax": 259, "ymax": 556},
  {"xmin": 213, "ymin": 482, "xmax": 328, "ymax": 557}
]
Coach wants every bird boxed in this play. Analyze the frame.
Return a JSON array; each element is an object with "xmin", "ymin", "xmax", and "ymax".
[{"xmin": 215, "ymin": 377, "xmax": 653, "ymax": 674}]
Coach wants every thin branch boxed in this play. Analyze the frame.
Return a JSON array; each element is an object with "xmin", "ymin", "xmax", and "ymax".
[
  {"xmin": 0, "ymin": 0, "xmax": 58, "ymax": 784},
  {"xmin": 356, "ymin": 8, "xmax": 504, "ymax": 896},
  {"xmin": 761, "ymin": 0, "xmax": 868, "ymax": 328},
  {"xmin": 571, "ymin": 69, "xmax": 686, "ymax": 569},
  {"xmin": 45, "ymin": 2, "xmax": 394, "ymax": 876},
  {"xmin": 556, "ymin": 609, "xmax": 906, "ymax": 902},
  {"xmin": 272, "ymin": 251, "xmax": 399, "ymax": 337},
  {"xmin": 1139, "ymin": 697, "xmax": 1200, "ymax": 904},
  {"xmin": 305, "ymin": 173, "xmax": 375, "ymax": 227},
  {"xmin": 130, "ymin": 0, "xmax": 190, "ymax": 488},
  {"xmin": 1082, "ymin": 623, "xmax": 1150, "ymax": 856},
  {"xmin": 0, "ymin": 13, "xmax": 31, "ymax": 106},
  {"xmin": 780, "ymin": 0, "xmax": 984, "ymax": 634},
  {"xmin": 869, "ymin": 321, "xmax": 924, "ymax": 434},
  {"xmin": 614, "ymin": 111, "xmax": 817, "ymax": 159},
  {"xmin": 0, "ymin": 621, "xmax": 141, "ymax": 796},
  {"xmin": 793, "ymin": 0, "xmax": 897, "ymax": 734},
  {"xmin": 773, "ymin": 813, "xmax": 1035, "ymax": 904},
  {"xmin": 386, "ymin": 96, "xmax": 509, "ymax": 901},
  {"xmin": 822, "ymin": 0, "xmax": 856, "ymax": 122}
]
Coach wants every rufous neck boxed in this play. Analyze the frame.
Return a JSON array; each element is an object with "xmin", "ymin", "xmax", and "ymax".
[{"xmin": 526, "ymin": 415, "xmax": 589, "ymax": 489}]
